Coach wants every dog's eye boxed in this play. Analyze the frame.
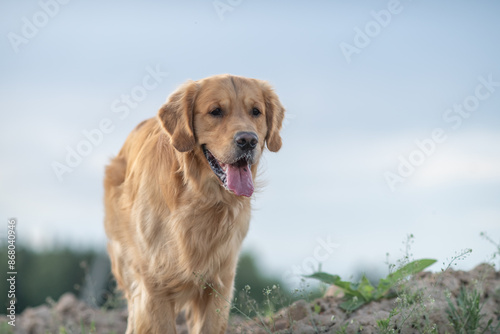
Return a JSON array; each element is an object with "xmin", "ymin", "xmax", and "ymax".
[
  {"xmin": 252, "ymin": 108, "xmax": 261, "ymax": 117},
  {"xmin": 209, "ymin": 108, "xmax": 223, "ymax": 117}
]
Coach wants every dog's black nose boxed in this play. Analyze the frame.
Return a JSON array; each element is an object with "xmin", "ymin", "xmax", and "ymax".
[{"xmin": 235, "ymin": 132, "xmax": 258, "ymax": 151}]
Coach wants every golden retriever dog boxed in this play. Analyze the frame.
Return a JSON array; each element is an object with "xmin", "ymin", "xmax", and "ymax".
[{"xmin": 104, "ymin": 74, "xmax": 285, "ymax": 333}]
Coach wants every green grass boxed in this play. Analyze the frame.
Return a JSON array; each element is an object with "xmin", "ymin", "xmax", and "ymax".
[
  {"xmin": 305, "ymin": 258, "xmax": 436, "ymax": 311},
  {"xmin": 0, "ymin": 322, "xmax": 14, "ymax": 334},
  {"xmin": 446, "ymin": 285, "xmax": 500, "ymax": 334},
  {"xmin": 302, "ymin": 233, "xmax": 499, "ymax": 334}
]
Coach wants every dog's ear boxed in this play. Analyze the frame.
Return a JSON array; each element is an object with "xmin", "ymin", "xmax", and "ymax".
[
  {"xmin": 261, "ymin": 81, "xmax": 285, "ymax": 152},
  {"xmin": 158, "ymin": 80, "xmax": 198, "ymax": 152}
]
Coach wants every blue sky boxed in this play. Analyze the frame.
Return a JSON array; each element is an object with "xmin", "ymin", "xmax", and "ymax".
[{"xmin": 1, "ymin": 0, "xmax": 499, "ymax": 285}]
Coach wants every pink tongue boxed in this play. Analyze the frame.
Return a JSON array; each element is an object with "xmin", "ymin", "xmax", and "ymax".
[{"xmin": 226, "ymin": 163, "xmax": 254, "ymax": 197}]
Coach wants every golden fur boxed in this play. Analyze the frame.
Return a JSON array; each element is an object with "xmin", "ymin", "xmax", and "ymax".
[{"xmin": 103, "ymin": 74, "xmax": 285, "ymax": 333}]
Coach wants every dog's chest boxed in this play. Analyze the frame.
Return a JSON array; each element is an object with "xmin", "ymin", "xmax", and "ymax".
[{"xmin": 175, "ymin": 200, "xmax": 250, "ymax": 272}]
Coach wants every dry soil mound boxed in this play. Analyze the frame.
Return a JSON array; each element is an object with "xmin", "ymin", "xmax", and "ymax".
[{"xmin": 2, "ymin": 264, "xmax": 499, "ymax": 333}]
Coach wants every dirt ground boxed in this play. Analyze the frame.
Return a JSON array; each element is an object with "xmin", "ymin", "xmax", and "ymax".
[{"xmin": 1, "ymin": 264, "xmax": 499, "ymax": 333}]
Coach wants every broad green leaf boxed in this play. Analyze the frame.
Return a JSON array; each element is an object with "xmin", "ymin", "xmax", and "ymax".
[
  {"xmin": 340, "ymin": 286, "xmax": 366, "ymax": 301},
  {"xmin": 357, "ymin": 275, "xmax": 375, "ymax": 301},
  {"xmin": 374, "ymin": 277, "xmax": 392, "ymax": 299},
  {"xmin": 305, "ymin": 258, "xmax": 437, "ymax": 311},
  {"xmin": 339, "ymin": 296, "xmax": 367, "ymax": 311},
  {"xmin": 386, "ymin": 259, "xmax": 436, "ymax": 285},
  {"xmin": 333, "ymin": 280, "xmax": 358, "ymax": 295},
  {"xmin": 305, "ymin": 272, "xmax": 365, "ymax": 300},
  {"xmin": 304, "ymin": 272, "xmax": 340, "ymax": 285},
  {"xmin": 375, "ymin": 259, "xmax": 436, "ymax": 298}
]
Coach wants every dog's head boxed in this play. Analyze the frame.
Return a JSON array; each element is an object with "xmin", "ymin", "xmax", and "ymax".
[{"xmin": 158, "ymin": 74, "xmax": 285, "ymax": 197}]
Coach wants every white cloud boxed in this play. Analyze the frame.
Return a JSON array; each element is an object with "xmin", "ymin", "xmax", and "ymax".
[{"xmin": 410, "ymin": 131, "xmax": 500, "ymax": 188}]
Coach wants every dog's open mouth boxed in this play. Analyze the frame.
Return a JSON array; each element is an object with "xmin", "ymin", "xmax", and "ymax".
[{"xmin": 202, "ymin": 145, "xmax": 254, "ymax": 197}]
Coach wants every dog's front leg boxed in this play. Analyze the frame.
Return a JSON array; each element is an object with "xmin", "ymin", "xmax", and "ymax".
[
  {"xmin": 187, "ymin": 273, "xmax": 235, "ymax": 334},
  {"xmin": 127, "ymin": 282, "xmax": 178, "ymax": 334}
]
